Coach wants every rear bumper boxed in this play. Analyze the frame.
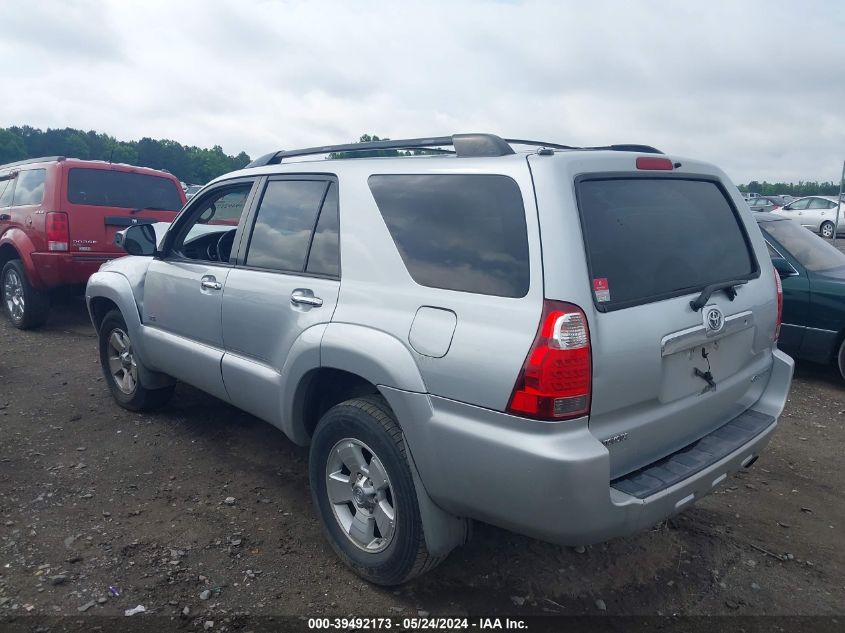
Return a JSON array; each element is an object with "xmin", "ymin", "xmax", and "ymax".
[
  {"xmin": 29, "ymin": 252, "xmax": 122, "ymax": 289},
  {"xmin": 383, "ymin": 348, "xmax": 794, "ymax": 546}
]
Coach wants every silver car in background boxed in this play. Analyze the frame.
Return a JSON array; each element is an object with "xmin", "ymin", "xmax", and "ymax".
[
  {"xmin": 86, "ymin": 133, "xmax": 793, "ymax": 585},
  {"xmin": 773, "ymin": 195, "xmax": 844, "ymax": 237}
]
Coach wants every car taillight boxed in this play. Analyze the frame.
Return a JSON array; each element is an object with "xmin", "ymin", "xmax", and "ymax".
[
  {"xmin": 46, "ymin": 212, "xmax": 69, "ymax": 252},
  {"xmin": 507, "ymin": 300, "xmax": 591, "ymax": 421},
  {"xmin": 774, "ymin": 267, "xmax": 783, "ymax": 341}
]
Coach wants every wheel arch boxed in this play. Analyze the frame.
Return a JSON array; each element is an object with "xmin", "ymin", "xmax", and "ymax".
[{"xmin": 0, "ymin": 231, "xmax": 42, "ymax": 287}]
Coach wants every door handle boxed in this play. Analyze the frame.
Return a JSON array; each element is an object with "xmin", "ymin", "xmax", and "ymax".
[
  {"xmin": 290, "ymin": 289, "xmax": 323, "ymax": 307},
  {"xmin": 200, "ymin": 276, "xmax": 222, "ymax": 291}
]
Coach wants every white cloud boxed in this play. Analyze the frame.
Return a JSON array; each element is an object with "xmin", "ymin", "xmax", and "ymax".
[{"xmin": 0, "ymin": 0, "xmax": 843, "ymax": 183}]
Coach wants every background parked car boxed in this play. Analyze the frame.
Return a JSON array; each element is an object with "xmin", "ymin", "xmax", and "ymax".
[
  {"xmin": 0, "ymin": 156, "xmax": 185, "ymax": 328},
  {"xmin": 758, "ymin": 212, "xmax": 845, "ymax": 379},
  {"xmin": 772, "ymin": 195, "xmax": 844, "ymax": 237},
  {"xmin": 184, "ymin": 184, "xmax": 203, "ymax": 200},
  {"xmin": 747, "ymin": 196, "xmax": 783, "ymax": 212}
]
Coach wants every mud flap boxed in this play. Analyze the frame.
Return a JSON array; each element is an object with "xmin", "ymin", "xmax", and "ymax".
[{"xmin": 405, "ymin": 441, "xmax": 469, "ymax": 557}]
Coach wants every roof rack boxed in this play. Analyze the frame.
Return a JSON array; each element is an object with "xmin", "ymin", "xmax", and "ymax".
[
  {"xmin": 0, "ymin": 156, "xmax": 66, "ymax": 170},
  {"xmin": 247, "ymin": 134, "xmax": 515, "ymax": 167},
  {"xmin": 246, "ymin": 134, "xmax": 663, "ymax": 168}
]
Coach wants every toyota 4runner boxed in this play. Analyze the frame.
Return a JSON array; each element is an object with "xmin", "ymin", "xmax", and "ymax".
[{"xmin": 85, "ymin": 134, "xmax": 794, "ymax": 585}]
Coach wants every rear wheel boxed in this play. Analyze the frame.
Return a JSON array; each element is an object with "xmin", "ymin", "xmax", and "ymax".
[
  {"xmin": 1, "ymin": 259, "xmax": 50, "ymax": 329},
  {"xmin": 309, "ymin": 396, "xmax": 443, "ymax": 585},
  {"xmin": 821, "ymin": 221, "xmax": 835, "ymax": 238},
  {"xmin": 837, "ymin": 339, "xmax": 845, "ymax": 382},
  {"xmin": 98, "ymin": 310, "xmax": 174, "ymax": 411}
]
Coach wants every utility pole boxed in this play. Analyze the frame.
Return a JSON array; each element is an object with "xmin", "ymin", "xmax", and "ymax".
[{"xmin": 836, "ymin": 160, "xmax": 845, "ymax": 243}]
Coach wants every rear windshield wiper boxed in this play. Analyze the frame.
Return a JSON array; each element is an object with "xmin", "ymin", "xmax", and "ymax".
[{"xmin": 690, "ymin": 279, "xmax": 748, "ymax": 311}]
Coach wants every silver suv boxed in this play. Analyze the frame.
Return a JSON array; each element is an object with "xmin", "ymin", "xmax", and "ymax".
[{"xmin": 86, "ymin": 134, "xmax": 794, "ymax": 585}]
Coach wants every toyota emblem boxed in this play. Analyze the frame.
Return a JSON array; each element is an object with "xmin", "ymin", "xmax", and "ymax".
[{"xmin": 704, "ymin": 306, "xmax": 725, "ymax": 333}]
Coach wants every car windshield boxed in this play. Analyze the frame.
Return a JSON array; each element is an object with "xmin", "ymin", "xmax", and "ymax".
[{"xmin": 763, "ymin": 219, "xmax": 845, "ymax": 272}]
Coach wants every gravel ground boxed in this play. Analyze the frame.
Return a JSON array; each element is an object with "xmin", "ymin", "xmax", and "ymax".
[{"xmin": 0, "ymin": 296, "xmax": 843, "ymax": 625}]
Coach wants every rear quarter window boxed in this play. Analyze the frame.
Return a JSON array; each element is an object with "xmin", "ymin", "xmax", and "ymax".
[
  {"xmin": 368, "ymin": 174, "xmax": 530, "ymax": 298},
  {"xmin": 577, "ymin": 177, "xmax": 757, "ymax": 310},
  {"xmin": 12, "ymin": 169, "xmax": 46, "ymax": 206}
]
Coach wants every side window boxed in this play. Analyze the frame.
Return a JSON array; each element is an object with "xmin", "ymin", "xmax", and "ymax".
[
  {"xmin": 11, "ymin": 169, "xmax": 46, "ymax": 206},
  {"xmin": 305, "ymin": 183, "xmax": 340, "ymax": 276},
  {"xmin": 788, "ymin": 198, "xmax": 810, "ymax": 210},
  {"xmin": 245, "ymin": 180, "xmax": 329, "ymax": 273},
  {"xmin": 171, "ymin": 184, "xmax": 253, "ymax": 262},
  {"xmin": 807, "ymin": 198, "xmax": 827, "ymax": 209},
  {"xmin": 0, "ymin": 178, "xmax": 12, "ymax": 208},
  {"xmin": 368, "ymin": 174, "xmax": 530, "ymax": 298},
  {"xmin": 827, "ymin": 200, "xmax": 838, "ymax": 209}
]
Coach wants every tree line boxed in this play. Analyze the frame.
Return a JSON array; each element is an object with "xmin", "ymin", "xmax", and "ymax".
[
  {"xmin": 0, "ymin": 125, "xmax": 251, "ymax": 185},
  {"xmin": 738, "ymin": 181, "xmax": 842, "ymax": 196},
  {"xmin": 1, "ymin": 126, "xmax": 839, "ymax": 194}
]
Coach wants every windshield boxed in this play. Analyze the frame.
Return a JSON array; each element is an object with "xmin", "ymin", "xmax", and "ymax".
[
  {"xmin": 67, "ymin": 168, "xmax": 183, "ymax": 211},
  {"xmin": 763, "ymin": 219, "xmax": 845, "ymax": 272}
]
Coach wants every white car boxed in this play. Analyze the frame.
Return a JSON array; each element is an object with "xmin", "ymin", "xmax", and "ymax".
[{"xmin": 772, "ymin": 195, "xmax": 844, "ymax": 238}]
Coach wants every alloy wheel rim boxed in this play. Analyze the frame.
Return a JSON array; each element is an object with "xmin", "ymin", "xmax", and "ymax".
[
  {"xmin": 325, "ymin": 438, "xmax": 396, "ymax": 553},
  {"xmin": 823, "ymin": 224, "xmax": 834, "ymax": 237},
  {"xmin": 106, "ymin": 328, "xmax": 138, "ymax": 395},
  {"xmin": 3, "ymin": 269, "xmax": 25, "ymax": 322}
]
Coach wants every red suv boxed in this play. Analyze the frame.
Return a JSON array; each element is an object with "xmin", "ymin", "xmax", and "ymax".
[{"xmin": 0, "ymin": 157, "xmax": 185, "ymax": 328}]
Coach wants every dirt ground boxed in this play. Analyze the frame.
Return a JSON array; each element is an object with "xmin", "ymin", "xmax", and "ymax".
[{"xmin": 0, "ymin": 296, "xmax": 843, "ymax": 625}]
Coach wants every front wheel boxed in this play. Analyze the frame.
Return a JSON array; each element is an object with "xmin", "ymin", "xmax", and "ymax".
[
  {"xmin": 98, "ymin": 310, "xmax": 174, "ymax": 411},
  {"xmin": 309, "ymin": 396, "xmax": 443, "ymax": 585},
  {"xmin": 1, "ymin": 259, "xmax": 50, "ymax": 329},
  {"xmin": 821, "ymin": 221, "xmax": 835, "ymax": 238}
]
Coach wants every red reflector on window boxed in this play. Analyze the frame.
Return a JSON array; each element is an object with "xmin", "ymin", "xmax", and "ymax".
[{"xmin": 636, "ymin": 157, "xmax": 674, "ymax": 170}]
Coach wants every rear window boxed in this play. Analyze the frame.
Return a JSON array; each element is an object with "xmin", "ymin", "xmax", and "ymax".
[
  {"xmin": 67, "ymin": 168, "xmax": 183, "ymax": 211},
  {"xmin": 577, "ymin": 178, "xmax": 756, "ymax": 310},
  {"xmin": 368, "ymin": 174, "xmax": 530, "ymax": 298}
]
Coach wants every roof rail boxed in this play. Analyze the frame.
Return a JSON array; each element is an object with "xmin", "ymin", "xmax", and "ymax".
[
  {"xmin": 245, "ymin": 135, "xmax": 664, "ymax": 168},
  {"xmin": 0, "ymin": 156, "xmax": 66, "ymax": 171},
  {"xmin": 584, "ymin": 144, "xmax": 664, "ymax": 154},
  {"xmin": 506, "ymin": 139, "xmax": 663, "ymax": 154},
  {"xmin": 246, "ymin": 134, "xmax": 515, "ymax": 167}
]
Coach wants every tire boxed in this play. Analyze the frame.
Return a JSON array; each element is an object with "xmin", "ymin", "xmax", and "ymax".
[
  {"xmin": 309, "ymin": 395, "xmax": 443, "ymax": 585},
  {"xmin": 821, "ymin": 221, "xmax": 835, "ymax": 238},
  {"xmin": 837, "ymin": 339, "xmax": 845, "ymax": 382},
  {"xmin": 98, "ymin": 309, "xmax": 174, "ymax": 411},
  {"xmin": 1, "ymin": 259, "xmax": 50, "ymax": 329}
]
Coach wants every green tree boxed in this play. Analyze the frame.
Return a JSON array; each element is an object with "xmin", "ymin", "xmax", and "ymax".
[
  {"xmin": 0, "ymin": 125, "xmax": 251, "ymax": 183},
  {"xmin": 0, "ymin": 129, "xmax": 26, "ymax": 163}
]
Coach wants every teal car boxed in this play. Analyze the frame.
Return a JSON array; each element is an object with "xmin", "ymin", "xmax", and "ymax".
[{"xmin": 757, "ymin": 213, "xmax": 845, "ymax": 379}]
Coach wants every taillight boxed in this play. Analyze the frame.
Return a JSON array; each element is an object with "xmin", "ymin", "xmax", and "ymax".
[
  {"xmin": 46, "ymin": 212, "xmax": 69, "ymax": 252},
  {"xmin": 507, "ymin": 300, "xmax": 591, "ymax": 421},
  {"xmin": 636, "ymin": 156, "xmax": 674, "ymax": 170},
  {"xmin": 773, "ymin": 267, "xmax": 783, "ymax": 341}
]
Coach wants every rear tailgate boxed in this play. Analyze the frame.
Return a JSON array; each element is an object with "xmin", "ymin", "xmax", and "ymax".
[
  {"xmin": 529, "ymin": 154, "xmax": 779, "ymax": 479},
  {"xmin": 60, "ymin": 166, "xmax": 183, "ymax": 254}
]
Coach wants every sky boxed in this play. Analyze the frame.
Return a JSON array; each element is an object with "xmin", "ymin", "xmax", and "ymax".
[{"xmin": 0, "ymin": 0, "xmax": 843, "ymax": 184}]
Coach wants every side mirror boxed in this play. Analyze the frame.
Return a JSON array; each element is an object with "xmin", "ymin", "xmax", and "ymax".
[
  {"xmin": 772, "ymin": 256, "xmax": 798, "ymax": 279},
  {"xmin": 115, "ymin": 224, "xmax": 157, "ymax": 256}
]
